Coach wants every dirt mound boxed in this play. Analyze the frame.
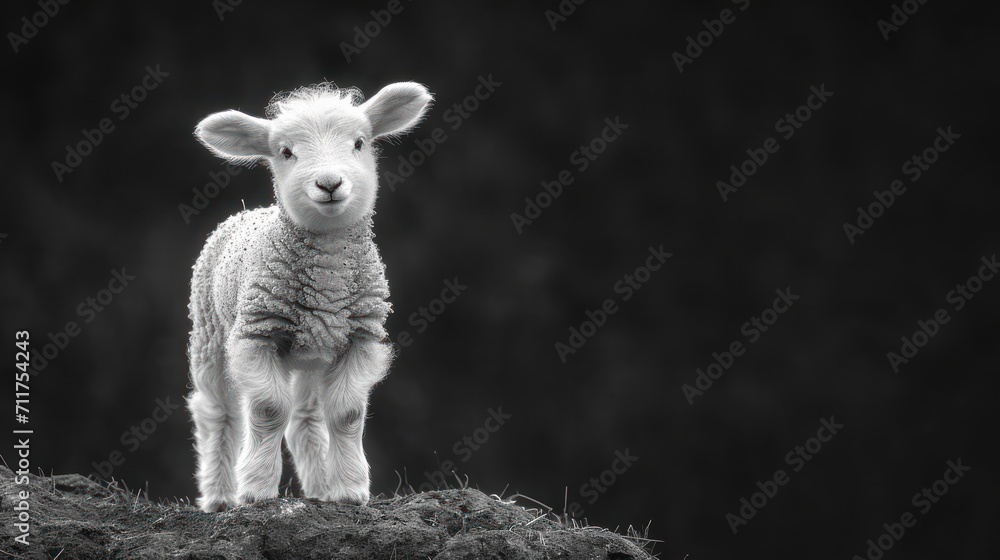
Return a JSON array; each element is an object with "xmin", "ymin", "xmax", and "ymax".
[{"xmin": 0, "ymin": 466, "xmax": 654, "ymax": 559}]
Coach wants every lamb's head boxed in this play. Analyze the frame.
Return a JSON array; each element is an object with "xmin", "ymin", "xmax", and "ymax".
[{"xmin": 195, "ymin": 82, "xmax": 432, "ymax": 232}]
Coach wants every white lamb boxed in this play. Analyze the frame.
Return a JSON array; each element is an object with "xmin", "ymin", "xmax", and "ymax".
[{"xmin": 186, "ymin": 81, "xmax": 431, "ymax": 512}]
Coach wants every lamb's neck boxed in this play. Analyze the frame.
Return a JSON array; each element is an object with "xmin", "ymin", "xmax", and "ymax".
[{"xmin": 275, "ymin": 209, "xmax": 375, "ymax": 258}]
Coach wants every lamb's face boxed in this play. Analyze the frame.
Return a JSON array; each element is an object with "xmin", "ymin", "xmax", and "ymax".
[
  {"xmin": 196, "ymin": 82, "xmax": 432, "ymax": 233},
  {"xmin": 267, "ymin": 103, "xmax": 378, "ymax": 231}
]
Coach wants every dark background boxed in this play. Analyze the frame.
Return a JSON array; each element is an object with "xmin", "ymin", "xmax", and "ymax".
[{"xmin": 2, "ymin": 0, "xmax": 998, "ymax": 557}]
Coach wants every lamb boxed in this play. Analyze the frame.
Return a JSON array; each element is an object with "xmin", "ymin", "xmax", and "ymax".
[{"xmin": 186, "ymin": 81, "xmax": 431, "ymax": 512}]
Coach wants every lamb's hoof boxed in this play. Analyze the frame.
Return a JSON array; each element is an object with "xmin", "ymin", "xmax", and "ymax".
[
  {"xmin": 199, "ymin": 498, "xmax": 232, "ymax": 513},
  {"xmin": 327, "ymin": 487, "xmax": 370, "ymax": 506},
  {"xmin": 237, "ymin": 492, "xmax": 273, "ymax": 507}
]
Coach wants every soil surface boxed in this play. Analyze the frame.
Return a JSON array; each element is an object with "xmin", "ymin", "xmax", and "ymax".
[{"xmin": 0, "ymin": 466, "xmax": 654, "ymax": 559}]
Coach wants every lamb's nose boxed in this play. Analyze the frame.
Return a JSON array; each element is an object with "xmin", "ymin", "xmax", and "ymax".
[{"xmin": 316, "ymin": 178, "xmax": 343, "ymax": 193}]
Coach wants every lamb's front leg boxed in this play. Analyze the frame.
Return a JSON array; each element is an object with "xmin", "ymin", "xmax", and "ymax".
[
  {"xmin": 230, "ymin": 338, "xmax": 292, "ymax": 505},
  {"xmin": 323, "ymin": 339, "xmax": 392, "ymax": 505},
  {"xmin": 285, "ymin": 371, "xmax": 330, "ymax": 499}
]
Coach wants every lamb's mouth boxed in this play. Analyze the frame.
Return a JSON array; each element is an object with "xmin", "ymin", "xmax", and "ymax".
[
  {"xmin": 316, "ymin": 196, "xmax": 348, "ymax": 205},
  {"xmin": 313, "ymin": 197, "xmax": 350, "ymax": 216}
]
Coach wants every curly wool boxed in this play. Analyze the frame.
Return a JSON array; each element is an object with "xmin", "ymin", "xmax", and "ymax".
[
  {"xmin": 190, "ymin": 206, "xmax": 390, "ymax": 363},
  {"xmin": 265, "ymin": 83, "xmax": 365, "ymax": 120}
]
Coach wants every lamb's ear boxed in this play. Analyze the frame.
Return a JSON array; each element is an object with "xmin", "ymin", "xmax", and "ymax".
[
  {"xmin": 361, "ymin": 82, "xmax": 432, "ymax": 140},
  {"xmin": 195, "ymin": 110, "xmax": 273, "ymax": 161}
]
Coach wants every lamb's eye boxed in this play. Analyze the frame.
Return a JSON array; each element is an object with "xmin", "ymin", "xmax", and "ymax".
[
  {"xmin": 354, "ymin": 138, "xmax": 364, "ymax": 151},
  {"xmin": 281, "ymin": 147, "xmax": 293, "ymax": 159}
]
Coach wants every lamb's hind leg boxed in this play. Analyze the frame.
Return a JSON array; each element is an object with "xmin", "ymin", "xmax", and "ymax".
[
  {"xmin": 188, "ymin": 328, "xmax": 240, "ymax": 513},
  {"xmin": 229, "ymin": 337, "xmax": 292, "ymax": 505},
  {"xmin": 285, "ymin": 371, "xmax": 330, "ymax": 499},
  {"xmin": 323, "ymin": 339, "xmax": 392, "ymax": 505}
]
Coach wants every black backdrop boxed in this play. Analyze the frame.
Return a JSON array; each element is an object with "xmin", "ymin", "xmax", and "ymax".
[{"xmin": 2, "ymin": 1, "xmax": 998, "ymax": 557}]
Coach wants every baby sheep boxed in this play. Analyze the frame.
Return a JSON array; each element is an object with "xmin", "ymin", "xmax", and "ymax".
[{"xmin": 187, "ymin": 82, "xmax": 431, "ymax": 512}]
